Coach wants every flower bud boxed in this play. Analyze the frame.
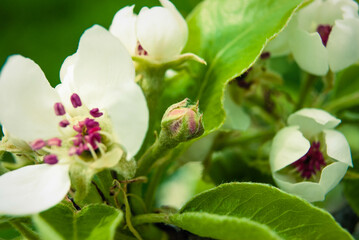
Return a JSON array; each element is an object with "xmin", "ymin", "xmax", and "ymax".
[{"xmin": 161, "ymin": 98, "xmax": 204, "ymax": 144}]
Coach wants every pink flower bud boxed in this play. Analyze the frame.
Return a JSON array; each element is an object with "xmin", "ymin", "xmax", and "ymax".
[{"xmin": 161, "ymin": 98, "xmax": 204, "ymax": 143}]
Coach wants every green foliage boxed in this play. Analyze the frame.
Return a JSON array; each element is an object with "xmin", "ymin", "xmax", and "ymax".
[
  {"xmin": 183, "ymin": 0, "xmax": 303, "ymax": 133},
  {"xmin": 32, "ymin": 204, "xmax": 122, "ymax": 240},
  {"xmin": 170, "ymin": 183, "xmax": 353, "ymax": 240},
  {"xmin": 333, "ymin": 64, "xmax": 359, "ymax": 99},
  {"xmin": 0, "ymin": 0, "xmax": 202, "ymax": 86},
  {"xmin": 208, "ymin": 148, "xmax": 273, "ymax": 185}
]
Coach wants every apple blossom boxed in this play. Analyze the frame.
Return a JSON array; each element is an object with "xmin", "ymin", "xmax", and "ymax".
[
  {"xmin": 109, "ymin": 0, "xmax": 188, "ymax": 62},
  {"xmin": 266, "ymin": 0, "xmax": 359, "ymax": 76},
  {"xmin": 0, "ymin": 25, "xmax": 148, "ymax": 215},
  {"xmin": 270, "ymin": 108, "xmax": 352, "ymax": 202}
]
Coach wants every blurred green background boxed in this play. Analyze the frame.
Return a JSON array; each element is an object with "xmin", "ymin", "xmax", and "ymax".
[{"xmin": 0, "ymin": 0, "xmax": 201, "ymax": 87}]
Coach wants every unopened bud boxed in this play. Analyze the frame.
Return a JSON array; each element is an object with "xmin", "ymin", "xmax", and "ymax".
[{"xmin": 161, "ymin": 98, "xmax": 204, "ymax": 143}]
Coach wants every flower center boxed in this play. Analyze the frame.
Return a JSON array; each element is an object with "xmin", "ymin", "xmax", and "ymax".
[
  {"xmin": 292, "ymin": 141, "xmax": 326, "ymax": 179},
  {"xmin": 316, "ymin": 24, "xmax": 332, "ymax": 47},
  {"xmin": 136, "ymin": 42, "xmax": 148, "ymax": 56},
  {"xmin": 31, "ymin": 93, "xmax": 115, "ymax": 165}
]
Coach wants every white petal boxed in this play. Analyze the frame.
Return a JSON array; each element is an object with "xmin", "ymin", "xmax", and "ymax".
[
  {"xmin": 105, "ymin": 84, "xmax": 149, "ymax": 160},
  {"xmin": 273, "ymin": 173, "xmax": 325, "ymax": 202},
  {"xmin": 265, "ymin": 27, "xmax": 291, "ymax": 57},
  {"xmin": 327, "ymin": 18, "xmax": 359, "ymax": 72},
  {"xmin": 288, "ymin": 108, "xmax": 341, "ymax": 139},
  {"xmin": 274, "ymin": 161, "xmax": 348, "ymax": 202},
  {"xmin": 324, "ymin": 129, "xmax": 353, "ymax": 166},
  {"xmin": 109, "ymin": 6, "xmax": 138, "ymax": 55},
  {"xmin": 72, "ymin": 25, "xmax": 136, "ymax": 108},
  {"xmin": 296, "ymin": 0, "xmax": 322, "ymax": 32},
  {"xmin": 270, "ymin": 126, "xmax": 310, "ymax": 172},
  {"xmin": 319, "ymin": 161, "xmax": 349, "ymax": 195},
  {"xmin": 137, "ymin": 5, "xmax": 187, "ymax": 60},
  {"xmin": 159, "ymin": 0, "xmax": 188, "ymax": 47},
  {"xmin": 288, "ymin": 18, "xmax": 329, "ymax": 76},
  {"xmin": 0, "ymin": 55, "xmax": 61, "ymax": 141},
  {"xmin": 0, "ymin": 164, "xmax": 70, "ymax": 216},
  {"xmin": 59, "ymin": 53, "xmax": 77, "ymax": 83},
  {"xmin": 337, "ymin": 0, "xmax": 359, "ymax": 19}
]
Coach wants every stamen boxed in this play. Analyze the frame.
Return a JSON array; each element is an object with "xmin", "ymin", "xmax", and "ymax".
[
  {"xmin": 86, "ymin": 142, "xmax": 98, "ymax": 160},
  {"xmin": 97, "ymin": 142, "xmax": 106, "ymax": 156},
  {"xmin": 137, "ymin": 43, "xmax": 148, "ymax": 56},
  {"xmin": 70, "ymin": 93, "xmax": 82, "ymax": 108},
  {"xmin": 90, "ymin": 108, "xmax": 103, "ymax": 118},
  {"xmin": 76, "ymin": 144, "xmax": 85, "ymax": 155},
  {"xmin": 54, "ymin": 103, "xmax": 66, "ymax": 116},
  {"xmin": 73, "ymin": 134, "xmax": 83, "ymax": 146},
  {"xmin": 59, "ymin": 119, "xmax": 70, "ymax": 128},
  {"xmin": 317, "ymin": 24, "xmax": 332, "ymax": 47},
  {"xmin": 47, "ymin": 138, "xmax": 62, "ymax": 147},
  {"xmin": 44, "ymin": 154, "xmax": 58, "ymax": 165},
  {"xmin": 85, "ymin": 132, "xmax": 101, "ymax": 150},
  {"xmin": 292, "ymin": 141, "xmax": 326, "ymax": 179},
  {"xmin": 88, "ymin": 126, "xmax": 101, "ymax": 134},
  {"xmin": 73, "ymin": 121, "xmax": 85, "ymax": 133},
  {"xmin": 31, "ymin": 139, "xmax": 46, "ymax": 150},
  {"xmin": 85, "ymin": 118, "xmax": 99, "ymax": 129}
]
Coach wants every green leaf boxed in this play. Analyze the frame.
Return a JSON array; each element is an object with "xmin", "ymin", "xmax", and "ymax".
[
  {"xmin": 170, "ymin": 183, "xmax": 353, "ymax": 240},
  {"xmin": 208, "ymin": 148, "xmax": 273, "ymax": 185},
  {"xmin": 222, "ymin": 88, "xmax": 251, "ymax": 131},
  {"xmin": 32, "ymin": 204, "xmax": 123, "ymax": 240},
  {"xmin": 184, "ymin": 0, "xmax": 303, "ymax": 133},
  {"xmin": 343, "ymin": 178, "xmax": 359, "ymax": 217},
  {"xmin": 333, "ymin": 64, "xmax": 359, "ymax": 99}
]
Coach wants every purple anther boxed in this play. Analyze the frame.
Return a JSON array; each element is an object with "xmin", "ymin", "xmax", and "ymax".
[
  {"xmin": 84, "ymin": 118, "xmax": 99, "ymax": 129},
  {"xmin": 137, "ymin": 44, "xmax": 148, "ymax": 56},
  {"xmin": 90, "ymin": 108, "xmax": 103, "ymax": 118},
  {"xmin": 44, "ymin": 154, "xmax": 58, "ymax": 165},
  {"xmin": 292, "ymin": 141, "xmax": 326, "ymax": 179},
  {"xmin": 85, "ymin": 132, "xmax": 101, "ymax": 149},
  {"xmin": 47, "ymin": 138, "xmax": 62, "ymax": 147},
  {"xmin": 73, "ymin": 134, "xmax": 83, "ymax": 146},
  {"xmin": 73, "ymin": 121, "xmax": 85, "ymax": 133},
  {"xmin": 31, "ymin": 139, "xmax": 46, "ymax": 150},
  {"xmin": 54, "ymin": 103, "xmax": 66, "ymax": 116},
  {"xmin": 70, "ymin": 93, "xmax": 82, "ymax": 108},
  {"xmin": 317, "ymin": 24, "xmax": 332, "ymax": 47},
  {"xmin": 59, "ymin": 119, "xmax": 70, "ymax": 128},
  {"xmin": 88, "ymin": 126, "xmax": 101, "ymax": 134},
  {"xmin": 76, "ymin": 144, "xmax": 85, "ymax": 155}
]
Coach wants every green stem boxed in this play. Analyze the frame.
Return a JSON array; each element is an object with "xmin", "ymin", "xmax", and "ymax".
[
  {"xmin": 137, "ymin": 67, "xmax": 166, "ymax": 156},
  {"xmin": 344, "ymin": 170, "xmax": 359, "ymax": 180},
  {"xmin": 295, "ymin": 73, "xmax": 317, "ymax": 110},
  {"xmin": 324, "ymin": 91, "xmax": 359, "ymax": 113},
  {"xmin": 10, "ymin": 221, "xmax": 39, "ymax": 240},
  {"xmin": 131, "ymin": 136, "xmax": 176, "ymax": 215},
  {"xmin": 136, "ymin": 140, "xmax": 167, "ymax": 177},
  {"xmin": 144, "ymin": 164, "xmax": 167, "ymax": 212},
  {"xmin": 132, "ymin": 213, "xmax": 171, "ymax": 226},
  {"xmin": 122, "ymin": 185, "xmax": 143, "ymax": 240}
]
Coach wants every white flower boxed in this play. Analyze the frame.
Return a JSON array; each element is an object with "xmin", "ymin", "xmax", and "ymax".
[
  {"xmin": 266, "ymin": 0, "xmax": 359, "ymax": 76},
  {"xmin": 0, "ymin": 25, "xmax": 149, "ymax": 215},
  {"xmin": 270, "ymin": 108, "xmax": 352, "ymax": 202},
  {"xmin": 109, "ymin": 0, "xmax": 188, "ymax": 62}
]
